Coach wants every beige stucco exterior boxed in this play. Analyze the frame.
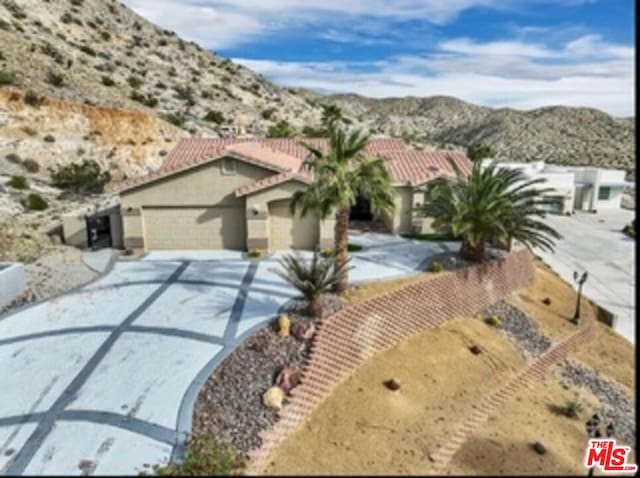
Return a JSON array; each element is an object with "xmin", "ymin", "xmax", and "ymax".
[{"xmin": 120, "ymin": 155, "xmax": 334, "ymax": 251}]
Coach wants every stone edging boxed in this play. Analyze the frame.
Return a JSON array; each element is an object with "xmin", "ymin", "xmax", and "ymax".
[
  {"xmin": 244, "ymin": 249, "xmax": 535, "ymax": 474},
  {"xmin": 427, "ymin": 316, "xmax": 597, "ymax": 472}
]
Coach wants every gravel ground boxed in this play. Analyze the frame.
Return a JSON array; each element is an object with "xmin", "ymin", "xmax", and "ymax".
[
  {"xmin": 191, "ymin": 295, "xmax": 343, "ymax": 457},
  {"xmin": 559, "ymin": 361, "xmax": 636, "ymax": 450},
  {"xmin": 481, "ymin": 301, "xmax": 552, "ymax": 358},
  {"xmin": 0, "ymin": 246, "xmax": 98, "ymax": 313}
]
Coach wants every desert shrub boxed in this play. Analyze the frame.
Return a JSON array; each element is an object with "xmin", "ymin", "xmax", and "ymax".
[
  {"xmin": 23, "ymin": 90, "xmax": 44, "ymax": 107},
  {"xmin": 46, "ymin": 70, "xmax": 64, "ymax": 87},
  {"xmin": 155, "ymin": 81, "xmax": 167, "ymax": 89},
  {"xmin": 127, "ymin": 75, "xmax": 143, "ymax": 89},
  {"xmin": 203, "ymin": 110, "xmax": 224, "ymax": 124},
  {"xmin": 429, "ymin": 261, "xmax": 443, "ymax": 273},
  {"xmin": 40, "ymin": 42, "xmax": 65, "ymax": 64},
  {"xmin": 5, "ymin": 153, "xmax": 21, "ymax": 164},
  {"xmin": 163, "ymin": 112, "xmax": 185, "ymax": 127},
  {"xmin": 622, "ymin": 220, "xmax": 635, "ymax": 238},
  {"xmin": 101, "ymin": 76, "xmax": 116, "ymax": 87},
  {"xmin": 8, "ymin": 175, "xmax": 29, "ymax": 190},
  {"xmin": 267, "ymin": 119, "xmax": 296, "ymax": 138},
  {"xmin": 60, "ymin": 12, "xmax": 73, "ymax": 24},
  {"xmin": 100, "ymin": 30, "xmax": 111, "ymax": 41},
  {"xmin": 153, "ymin": 436, "xmax": 243, "ymax": 476},
  {"xmin": 261, "ymin": 108, "xmax": 276, "ymax": 120},
  {"xmin": 302, "ymin": 125, "xmax": 328, "ymax": 137},
  {"xmin": 158, "ymin": 38, "xmax": 168, "ymax": 47},
  {"xmin": 130, "ymin": 91, "xmax": 158, "ymax": 108},
  {"xmin": 43, "ymin": 134, "xmax": 55, "ymax": 143},
  {"xmin": 565, "ymin": 399, "xmax": 583, "ymax": 419},
  {"xmin": 23, "ymin": 193, "xmax": 48, "ymax": 211},
  {"xmin": 484, "ymin": 315, "xmax": 502, "ymax": 328},
  {"xmin": 78, "ymin": 44, "xmax": 96, "ymax": 56},
  {"xmin": 49, "ymin": 160, "xmax": 111, "ymax": 194},
  {"xmin": 22, "ymin": 159, "xmax": 40, "ymax": 173},
  {"xmin": 0, "ymin": 70, "xmax": 15, "ymax": 85},
  {"xmin": 174, "ymin": 85, "xmax": 195, "ymax": 105}
]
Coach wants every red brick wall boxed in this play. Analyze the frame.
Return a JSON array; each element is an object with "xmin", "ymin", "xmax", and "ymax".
[{"xmin": 247, "ymin": 248, "xmax": 535, "ymax": 472}]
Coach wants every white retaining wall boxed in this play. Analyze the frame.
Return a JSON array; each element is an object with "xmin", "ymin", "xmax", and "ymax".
[{"xmin": 0, "ymin": 263, "xmax": 26, "ymax": 310}]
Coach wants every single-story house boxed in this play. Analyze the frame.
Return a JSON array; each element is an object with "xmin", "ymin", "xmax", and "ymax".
[
  {"xmin": 113, "ymin": 138, "xmax": 471, "ymax": 252},
  {"xmin": 481, "ymin": 159, "xmax": 633, "ymax": 214}
]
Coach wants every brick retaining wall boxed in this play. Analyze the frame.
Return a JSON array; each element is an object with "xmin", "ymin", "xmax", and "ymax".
[{"xmin": 246, "ymin": 249, "xmax": 536, "ymax": 474}]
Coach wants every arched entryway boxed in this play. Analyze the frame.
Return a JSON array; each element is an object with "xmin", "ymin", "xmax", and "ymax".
[{"xmin": 349, "ymin": 195, "xmax": 373, "ymax": 221}]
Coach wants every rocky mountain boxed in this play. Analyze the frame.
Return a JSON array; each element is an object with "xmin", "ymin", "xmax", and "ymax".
[{"xmin": 297, "ymin": 92, "xmax": 635, "ymax": 179}]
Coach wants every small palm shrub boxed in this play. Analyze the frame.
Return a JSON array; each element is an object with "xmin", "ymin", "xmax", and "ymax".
[
  {"xmin": 8, "ymin": 175, "xmax": 28, "ymax": 190},
  {"xmin": 565, "ymin": 399, "xmax": 583, "ymax": 419},
  {"xmin": 429, "ymin": 261, "xmax": 443, "ymax": 272},
  {"xmin": 320, "ymin": 247, "xmax": 335, "ymax": 258},
  {"xmin": 274, "ymin": 252, "xmax": 350, "ymax": 317},
  {"xmin": 485, "ymin": 315, "xmax": 502, "ymax": 328},
  {"xmin": 49, "ymin": 160, "xmax": 111, "ymax": 194},
  {"xmin": 153, "ymin": 436, "xmax": 243, "ymax": 476},
  {"xmin": 23, "ymin": 193, "xmax": 48, "ymax": 211}
]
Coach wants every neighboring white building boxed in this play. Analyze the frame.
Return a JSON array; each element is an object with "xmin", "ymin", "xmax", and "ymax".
[{"xmin": 481, "ymin": 159, "xmax": 633, "ymax": 214}]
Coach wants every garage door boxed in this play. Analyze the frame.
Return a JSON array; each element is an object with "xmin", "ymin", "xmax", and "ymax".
[
  {"xmin": 143, "ymin": 207, "xmax": 246, "ymax": 250},
  {"xmin": 269, "ymin": 199, "xmax": 319, "ymax": 250}
]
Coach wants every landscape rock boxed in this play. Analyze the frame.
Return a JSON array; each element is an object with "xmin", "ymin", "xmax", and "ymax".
[
  {"xmin": 532, "ymin": 441, "xmax": 547, "ymax": 455},
  {"xmin": 291, "ymin": 320, "xmax": 316, "ymax": 340},
  {"xmin": 384, "ymin": 378, "xmax": 401, "ymax": 391},
  {"xmin": 262, "ymin": 386, "xmax": 285, "ymax": 410},
  {"xmin": 275, "ymin": 366, "xmax": 300, "ymax": 394},
  {"xmin": 277, "ymin": 314, "xmax": 291, "ymax": 337}
]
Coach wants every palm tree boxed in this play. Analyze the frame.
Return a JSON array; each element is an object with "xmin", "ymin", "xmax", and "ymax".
[
  {"xmin": 274, "ymin": 252, "xmax": 350, "ymax": 317},
  {"xmin": 321, "ymin": 104, "xmax": 344, "ymax": 129},
  {"xmin": 421, "ymin": 158, "xmax": 561, "ymax": 262},
  {"xmin": 291, "ymin": 127, "xmax": 395, "ymax": 293}
]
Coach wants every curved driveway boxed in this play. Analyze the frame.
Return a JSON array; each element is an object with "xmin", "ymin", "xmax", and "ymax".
[{"xmin": 0, "ymin": 237, "xmax": 456, "ymax": 475}]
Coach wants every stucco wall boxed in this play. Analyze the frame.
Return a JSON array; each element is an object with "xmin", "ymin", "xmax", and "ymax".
[
  {"xmin": 0, "ymin": 263, "xmax": 26, "ymax": 309},
  {"xmin": 382, "ymin": 186, "xmax": 413, "ymax": 234}
]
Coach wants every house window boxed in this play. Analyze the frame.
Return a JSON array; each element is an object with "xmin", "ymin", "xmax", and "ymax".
[
  {"xmin": 221, "ymin": 157, "xmax": 236, "ymax": 175},
  {"xmin": 598, "ymin": 186, "xmax": 611, "ymax": 200}
]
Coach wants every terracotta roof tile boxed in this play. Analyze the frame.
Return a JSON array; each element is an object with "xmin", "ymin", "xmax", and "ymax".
[{"xmin": 235, "ymin": 170, "xmax": 312, "ymax": 197}]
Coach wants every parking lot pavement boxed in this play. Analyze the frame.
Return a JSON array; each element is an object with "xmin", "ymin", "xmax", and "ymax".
[{"xmin": 536, "ymin": 209, "xmax": 635, "ymax": 344}]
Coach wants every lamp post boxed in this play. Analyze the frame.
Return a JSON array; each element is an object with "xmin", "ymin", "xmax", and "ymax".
[
  {"xmin": 571, "ymin": 271, "xmax": 588, "ymax": 325},
  {"xmin": 585, "ymin": 412, "xmax": 615, "ymax": 477}
]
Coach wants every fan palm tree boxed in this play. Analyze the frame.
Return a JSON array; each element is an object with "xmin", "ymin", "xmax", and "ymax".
[
  {"xmin": 321, "ymin": 104, "xmax": 344, "ymax": 129},
  {"xmin": 421, "ymin": 158, "xmax": 562, "ymax": 262},
  {"xmin": 291, "ymin": 127, "xmax": 395, "ymax": 293},
  {"xmin": 274, "ymin": 252, "xmax": 351, "ymax": 317}
]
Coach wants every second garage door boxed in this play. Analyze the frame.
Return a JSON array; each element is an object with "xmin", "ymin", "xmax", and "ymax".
[
  {"xmin": 143, "ymin": 207, "xmax": 246, "ymax": 250},
  {"xmin": 269, "ymin": 199, "xmax": 319, "ymax": 250}
]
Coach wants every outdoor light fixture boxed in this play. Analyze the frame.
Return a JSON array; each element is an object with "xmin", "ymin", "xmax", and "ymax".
[
  {"xmin": 571, "ymin": 270, "xmax": 588, "ymax": 325},
  {"xmin": 585, "ymin": 412, "xmax": 615, "ymax": 477}
]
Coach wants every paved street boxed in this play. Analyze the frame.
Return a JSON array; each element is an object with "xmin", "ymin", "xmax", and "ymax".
[
  {"xmin": 0, "ymin": 236, "xmax": 455, "ymax": 475},
  {"xmin": 536, "ymin": 209, "xmax": 635, "ymax": 344}
]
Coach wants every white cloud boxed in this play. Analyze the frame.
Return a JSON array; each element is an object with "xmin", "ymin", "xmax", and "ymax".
[{"xmin": 235, "ymin": 35, "xmax": 635, "ymax": 116}]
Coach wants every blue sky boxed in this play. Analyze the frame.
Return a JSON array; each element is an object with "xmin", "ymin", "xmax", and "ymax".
[{"xmin": 124, "ymin": 1, "xmax": 635, "ymax": 116}]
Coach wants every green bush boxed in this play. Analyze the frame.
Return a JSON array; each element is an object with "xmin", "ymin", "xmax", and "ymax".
[
  {"xmin": 127, "ymin": 75, "xmax": 143, "ymax": 89},
  {"xmin": 130, "ymin": 91, "xmax": 158, "ymax": 107},
  {"xmin": 163, "ymin": 112, "xmax": 186, "ymax": 127},
  {"xmin": 46, "ymin": 71, "xmax": 65, "ymax": 87},
  {"xmin": 153, "ymin": 436, "xmax": 243, "ymax": 476},
  {"xmin": 24, "ymin": 193, "xmax": 48, "ymax": 211},
  {"xmin": 484, "ymin": 315, "xmax": 502, "ymax": 328},
  {"xmin": 261, "ymin": 108, "xmax": 276, "ymax": 120},
  {"xmin": 565, "ymin": 399, "xmax": 583, "ymax": 419},
  {"xmin": 8, "ymin": 175, "xmax": 29, "ymax": 190},
  {"xmin": 429, "ymin": 261, "xmax": 443, "ymax": 273},
  {"xmin": 101, "ymin": 76, "xmax": 116, "ymax": 87},
  {"xmin": 268, "ymin": 120, "xmax": 296, "ymax": 138},
  {"xmin": 22, "ymin": 158, "xmax": 40, "ymax": 173},
  {"xmin": 203, "ymin": 110, "xmax": 224, "ymax": 124},
  {"xmin": 0, "ymin": 70, "xmax": 15, "ymax": 85},
  {"xmin": 49, "ymin": 160, "xmax": 111, "ymax": 194},
  {"xmin": 78, "ymin": 44, "xmax": 96, "ymax": 56},
  {"xmin": 23, "ymin": 90, "xmax": 44, "ymax": 107}
]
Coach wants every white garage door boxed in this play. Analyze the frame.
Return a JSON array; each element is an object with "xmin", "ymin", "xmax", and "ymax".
[
  {"xmin": 269, "ymin": 199, "xmax": 319, "ymax": 250},
  {"xmin": 143, "ymin": 207, "xmax": 246, "ymax": 250}
]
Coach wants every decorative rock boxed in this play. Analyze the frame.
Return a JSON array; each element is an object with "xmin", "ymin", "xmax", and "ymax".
[
  {"xmin": 275, "ymin": 366, "xmax": 300, "ymax": 394},
  {"xmin": 532, "ymin": 441, "xmax": 547, "ymax": 455},
  {"xmin": 292, "ymin": 320, "xmax": 316, "ymax": 340},
  {"xmin": 277, "ymin": 314, "xmax": 291, "ymax": 337},
  {"xmin": 384, "ymin": 378, "xmax": 401, "ymax": 391},
  {"xmin": 469, "ymin": 344, "xmax": 482, "ymax": 355},
  {"xmin": 542, "ymin": 297, "xmax": 552, "ymax": 306},
  {"xmin": 262, "ymin": 386, "xmax": 285, "ymax": 410}
]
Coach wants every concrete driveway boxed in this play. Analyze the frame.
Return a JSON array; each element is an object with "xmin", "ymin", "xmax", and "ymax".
[
  {"xmin": 536, "ymin": 209, "xmax": 635, "ymax": 344},
  {"xmin": 0, "ymin": 235, "xmax": 454, "ymax": 475}
]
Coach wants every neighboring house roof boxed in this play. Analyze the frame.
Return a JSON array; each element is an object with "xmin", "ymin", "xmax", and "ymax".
[{"xmin": 113, "ymin": 137, "xmax": 470, "ymax": 194}]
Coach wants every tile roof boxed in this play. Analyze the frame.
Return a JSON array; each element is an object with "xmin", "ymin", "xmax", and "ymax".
[
  {"xmin": 234, "ymin": 170, "xmax": 312, "ymax": 197},
  {"xmin": 112, "ymin": 137, "xmax": 470, "ymax": 193}
]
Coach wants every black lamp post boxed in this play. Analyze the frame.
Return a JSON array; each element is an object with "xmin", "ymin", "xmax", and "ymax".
[
  {"xmin": 571, "ymin": 271, "xmax": 588, "ymax": 325},
  {"xmin": 585, "ymin": 412, "xmax": 615, "ymax": 477}
]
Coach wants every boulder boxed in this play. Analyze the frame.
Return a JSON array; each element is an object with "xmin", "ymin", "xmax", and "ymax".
[
  {"xmin": 292, "ymin": 320, "xmax": 316, "ymax": 340},
  {"xmin": 262, "ymin": 386, "xmax": 285, "ymax": 410},
  {"xmin": 275, "ymin": 366, "xmax": 300, "ymax": 394},
  {"xmin": 532, "ymin": 441, "xmax": 547, "ymax": 455},
  {"xmin": 277, "ymin": 314, "xmax": 291, "ymax": 337},
  {"xmin": 384, "ymin": 378, "xmax": 401, "ymax": 391}
]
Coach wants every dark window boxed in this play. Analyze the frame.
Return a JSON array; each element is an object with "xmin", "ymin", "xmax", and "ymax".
[
  {"xmin": 221, "ymin": 157, "xmax": 236, "ymax": 175},
  {"xmin": 598, "ymin": 186, "xmax": 611, "ymax": 200}
]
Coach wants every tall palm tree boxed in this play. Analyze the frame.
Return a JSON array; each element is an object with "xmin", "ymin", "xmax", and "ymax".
[
  {"xmin": 321, "ymin": 104, "xmax": 344, "ymax": 129},
  {"xmin": 421, "ymin": 158, "xmax": 562, "ymax": 262},
  {"xmin": 292, "ymin": 127, "xmax": 395, "ymax": 293}
]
